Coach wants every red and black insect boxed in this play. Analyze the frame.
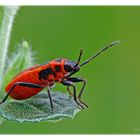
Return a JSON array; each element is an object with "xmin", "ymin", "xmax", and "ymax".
[{"xmin": 0, "ymin": 41, "xmax": 119, "ymax": 111}]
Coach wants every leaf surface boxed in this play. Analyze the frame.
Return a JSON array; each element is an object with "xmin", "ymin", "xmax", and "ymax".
[{"xmin": 0, "ymin": 92, "xmax": 80, "ymax": 122}]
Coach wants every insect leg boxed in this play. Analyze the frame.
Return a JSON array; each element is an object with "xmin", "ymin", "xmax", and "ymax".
[
  {"xmin": 61, "ymin": 80, "xmax": 84, "ymax": 109},
  {"xmin": 67, "ymin": 86, "xmax": 73, "ymax": 96},
  {"xmin": 66, "ymin": 77, "xmax": 88, "ymax": 108},
  {"xmin": 0, "ymin": 82, "xmax": 44, "ymax": 104},
  {"xmin": 47, "ymin": 87, "xmax": 54, "ymax": 112}
]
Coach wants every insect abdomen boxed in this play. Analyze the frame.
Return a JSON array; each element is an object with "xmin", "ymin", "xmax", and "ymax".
[{"xmin": 5, "ymin": 70, "xmax": 45, "ymax": 100}]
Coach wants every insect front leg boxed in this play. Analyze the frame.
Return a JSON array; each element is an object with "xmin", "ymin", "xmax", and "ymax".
[
  {"xmin": 67, "ymin": 86, "xmax": 73, "ymax": 96},
  {"xmin": 61, "ymin": 80, "xmax": 85, "ymax": 109},
  {"xmin": 66, "ymin": 77, "xmax": 88, "ymax": 108}
]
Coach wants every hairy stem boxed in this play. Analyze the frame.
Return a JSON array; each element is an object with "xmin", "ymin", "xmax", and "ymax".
[{"xmin": 0, "ymin": 6, "xmax": 19, "ymax": 90}]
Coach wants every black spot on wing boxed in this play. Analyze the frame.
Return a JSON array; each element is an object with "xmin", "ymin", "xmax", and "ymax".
[
  {"xmin": 39, "ymin": 68, "xmax": 56, "ymax": 81},
  {"xmin": 55, "ymin": 65, "xmax": 61, "ymax": 72}
]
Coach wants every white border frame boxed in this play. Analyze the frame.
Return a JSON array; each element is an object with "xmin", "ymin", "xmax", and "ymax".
[
  {"xmin": 0, "ymin": 1, "xmax": 140, "ymax": 140},
  {"xmin": 0, "ymin": 0, "xmax": 140, "ymax": 5},
  {"xmin": 1, "ymin": 135, "xmax": 140, "ymax": 140}
]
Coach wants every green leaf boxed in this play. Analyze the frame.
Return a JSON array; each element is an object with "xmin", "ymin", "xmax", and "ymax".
[
  {"xmin": 0, "ymin": 91, "xmax": 80, "ymax": 122},
  {"xmin": 2, "ymin": 41, "xmax": 34, "ymax": 95}
]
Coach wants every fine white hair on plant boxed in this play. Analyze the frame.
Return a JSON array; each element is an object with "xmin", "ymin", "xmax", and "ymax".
[
  {"xmin": 2, "ymin": 40, "xmax": 35, "ymax": 95},
  {"xmin": 0, "ymin": 6, "xmax": 19, "ymax": 91}
]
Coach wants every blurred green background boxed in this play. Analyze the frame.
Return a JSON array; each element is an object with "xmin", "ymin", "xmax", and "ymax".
[{"xmin": 0, "ymin": 6, "xmax": 140, "ymax": 134}]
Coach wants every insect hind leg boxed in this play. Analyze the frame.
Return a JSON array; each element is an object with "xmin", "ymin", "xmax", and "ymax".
[{"xmin": 0, "ymin": 82, "xmax": 44, "ymax": 104}]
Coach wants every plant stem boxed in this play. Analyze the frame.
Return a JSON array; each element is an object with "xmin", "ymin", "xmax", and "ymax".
[{"xmin": 0, "ymin": 6, "xmax": 19, "ymax": 91}]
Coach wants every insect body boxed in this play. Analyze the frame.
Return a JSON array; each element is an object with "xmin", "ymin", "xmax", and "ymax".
[{"xmin": 0, "ymin": 41, "xmax": 120, "ymax": 111}]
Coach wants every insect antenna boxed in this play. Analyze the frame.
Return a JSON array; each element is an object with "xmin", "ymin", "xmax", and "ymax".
[
  {"xmin": 80, "ymin": 41, "xmax": 120, "ymax": 67},
  {"xmin": 75, "ymin": 49, "xmax": 83, "ymax": 67}
]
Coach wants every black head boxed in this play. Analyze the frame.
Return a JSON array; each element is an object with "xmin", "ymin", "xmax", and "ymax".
[
  {"xmin": 64, "ymin": 60, "xmax": 80, "ymax": 72},
  {"xmin": 64, "ymin": 49, "xmax": 83, "ymax": 73}
]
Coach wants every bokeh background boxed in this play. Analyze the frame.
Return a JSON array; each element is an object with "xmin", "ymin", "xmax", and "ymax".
[{"xmin": 0, "ymin": 6, "xmax": 140, "ymax": 134}]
